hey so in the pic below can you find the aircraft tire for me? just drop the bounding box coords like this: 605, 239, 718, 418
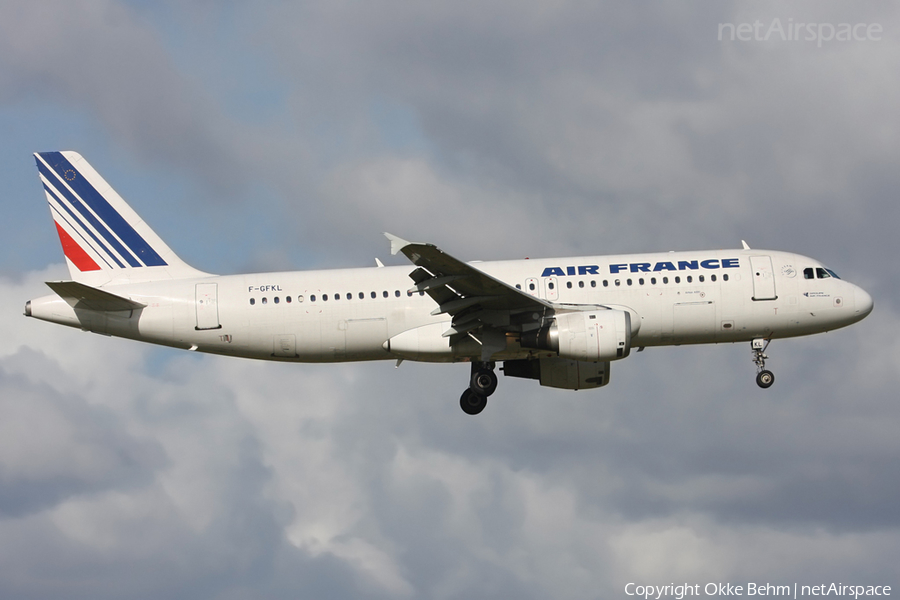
460, 389, 488, 415
470, 368, 498, 397
756, 370, 775, 389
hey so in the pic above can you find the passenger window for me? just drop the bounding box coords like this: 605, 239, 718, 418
578, 281, 584, 288
711, 275, 717, 282
274, 297, 280, 304
516, 284, 521, 290
674, 276, 680, 284
627, 279, 633, 286
262, 297, 268, 304
250, 298, 255, 306
686, 276, 692, 283
310, 295, 316, 302
298, 295, 305, 303
286, 296, 292, 304
383, 291, 388, 298
639, 278, 645, 285
334, 293, 340, 301
723, 274, 729, 281
699, 275, 705, 283
591, 280, 596, 288
816, 268, 831, 279
566, 281, 572, 289
651, 277, 657, 285
322, 294, 328, 301
615, 279, 621, 287
371, 291, 376, 298
663, 277, 668, 284
395, 290, 401, 297
804, 268, 815, 280
347, 293, 352, 300
603, 280, 609, 287
359, 292, 364, 299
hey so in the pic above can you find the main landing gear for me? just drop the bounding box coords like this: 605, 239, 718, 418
460, 361, 498, 415
752, 338, 775, 389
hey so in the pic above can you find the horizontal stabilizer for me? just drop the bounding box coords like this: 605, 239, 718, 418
45, 280, 146, 312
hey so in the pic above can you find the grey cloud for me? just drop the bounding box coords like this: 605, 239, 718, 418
0, 1, 247, 197
252, 1, 900, 268
2, 284, 899, 597
0, 351, 165, 518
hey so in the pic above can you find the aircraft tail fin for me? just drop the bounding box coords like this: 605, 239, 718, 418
33, 151, 210, 285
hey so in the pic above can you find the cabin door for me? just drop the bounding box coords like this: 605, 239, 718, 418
195, 283, 221, 330
750, 256, 777, 301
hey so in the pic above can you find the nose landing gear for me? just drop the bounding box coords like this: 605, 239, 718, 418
752, 338, 775, 389
460, 361, 497, 415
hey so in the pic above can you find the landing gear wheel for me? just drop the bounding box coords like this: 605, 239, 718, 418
470, 368, 498, 397
460, 389, 487, 415
751, 339, 775, 389
756, 370, 775, 389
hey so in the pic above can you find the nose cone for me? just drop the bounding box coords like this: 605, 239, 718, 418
854, 287, 874, 319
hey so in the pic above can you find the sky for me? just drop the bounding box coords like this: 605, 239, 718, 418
1, 1, 898, 598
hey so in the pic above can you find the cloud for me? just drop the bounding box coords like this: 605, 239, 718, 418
2, 264, 898, 598
0, 1, 248, 196
250, 1, 900, 262
0, 357, 164, 518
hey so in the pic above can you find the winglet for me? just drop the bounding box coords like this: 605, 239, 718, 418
741, 240, 751, 250
384, 232, 412, 256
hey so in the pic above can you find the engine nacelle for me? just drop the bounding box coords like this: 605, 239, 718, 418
502, 357, 610, 390
520, 309, 632, 362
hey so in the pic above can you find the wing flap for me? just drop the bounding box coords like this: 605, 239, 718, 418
45, 280, 146, 312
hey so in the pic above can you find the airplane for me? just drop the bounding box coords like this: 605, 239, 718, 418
25, 151, 874, 415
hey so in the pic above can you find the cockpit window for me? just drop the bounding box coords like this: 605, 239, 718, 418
806, 266, 840, 280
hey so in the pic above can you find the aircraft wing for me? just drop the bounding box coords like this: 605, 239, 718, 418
45, 280, 147, 312
386, 234, 551, 358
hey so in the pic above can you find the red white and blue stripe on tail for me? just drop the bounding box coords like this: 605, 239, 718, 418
35, 151, 170, 275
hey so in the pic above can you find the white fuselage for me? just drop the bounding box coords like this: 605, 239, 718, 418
28, 248, 873, 364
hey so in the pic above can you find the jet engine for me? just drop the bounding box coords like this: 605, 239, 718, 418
519, 309, 632, 362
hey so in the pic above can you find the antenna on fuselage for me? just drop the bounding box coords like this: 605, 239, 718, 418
741, 240, 751, 250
